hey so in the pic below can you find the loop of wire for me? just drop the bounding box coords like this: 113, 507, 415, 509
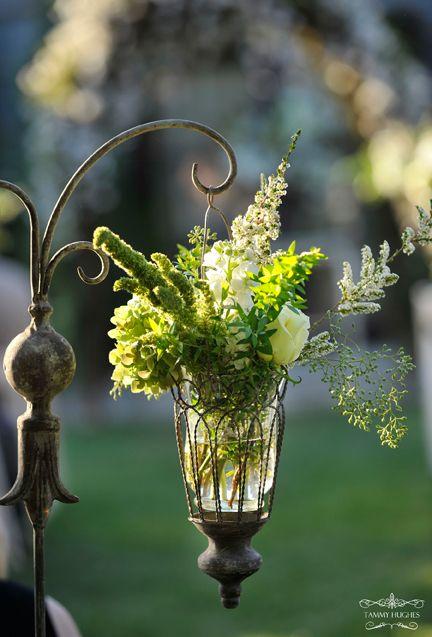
199, 188, 232, 279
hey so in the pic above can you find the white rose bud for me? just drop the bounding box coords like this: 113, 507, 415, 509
260, 304, 310, 365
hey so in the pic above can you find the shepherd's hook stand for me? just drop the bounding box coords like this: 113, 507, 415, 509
0, 119, 237, 637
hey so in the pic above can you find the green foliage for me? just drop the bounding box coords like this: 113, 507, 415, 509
108, 301, 183, 398
229, 305, 276, 359
251, 242, 326, 319
307, 318, 414, 448
176, 225, 217, 278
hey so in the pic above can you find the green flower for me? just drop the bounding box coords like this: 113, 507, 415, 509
108, 298, 183, 399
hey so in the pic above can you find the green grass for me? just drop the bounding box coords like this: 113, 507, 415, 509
13, 410, 432, 637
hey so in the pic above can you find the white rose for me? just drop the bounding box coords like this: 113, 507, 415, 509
260, 304, 310, 365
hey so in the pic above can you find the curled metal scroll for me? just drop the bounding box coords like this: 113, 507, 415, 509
0, 179, 109, 300
40, 119, 237, 277
0, 180, 40, 298
0, 119, 237, 637
1, 119, 237, 302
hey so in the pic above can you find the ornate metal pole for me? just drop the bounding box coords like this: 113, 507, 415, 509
0, 120, 237, 637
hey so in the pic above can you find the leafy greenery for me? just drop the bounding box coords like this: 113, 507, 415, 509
176, 225, 217, 278
94, 141, 419, 449
251, 241, 326, 319
307, 316, 415, 448
229, 304, 277, 359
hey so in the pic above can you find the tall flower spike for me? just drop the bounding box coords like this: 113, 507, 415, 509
94, 227, 165, 291
151, 253, 195, 307
231, 130, 301, 261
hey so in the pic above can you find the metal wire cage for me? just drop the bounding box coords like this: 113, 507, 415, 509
173, 373, 287, 523
172, 372, 288, 607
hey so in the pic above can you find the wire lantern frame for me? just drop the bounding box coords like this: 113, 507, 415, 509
172, 374, 288, 607
173, 374, 287, 524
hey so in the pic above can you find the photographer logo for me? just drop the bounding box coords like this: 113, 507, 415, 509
359, 593, 425, 631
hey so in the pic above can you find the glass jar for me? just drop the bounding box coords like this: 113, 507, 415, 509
183, 394, 279, 513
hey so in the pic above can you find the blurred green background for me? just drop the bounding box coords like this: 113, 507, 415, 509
16, 412, 432, 637
1, 1, 432, 635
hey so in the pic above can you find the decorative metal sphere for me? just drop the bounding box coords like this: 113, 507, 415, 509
3, 302, 76, 402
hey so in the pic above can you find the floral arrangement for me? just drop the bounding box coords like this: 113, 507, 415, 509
93, 132, 430, 452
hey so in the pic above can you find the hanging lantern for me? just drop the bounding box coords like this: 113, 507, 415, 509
88, 128, 310, 612
173, 372, 287, 607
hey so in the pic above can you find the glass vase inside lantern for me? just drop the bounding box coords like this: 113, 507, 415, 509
183, 393, 281, 514
173, 373, 287, 607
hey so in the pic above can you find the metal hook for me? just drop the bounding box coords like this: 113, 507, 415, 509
41, 119, 238, 284
199, 188, 233, 279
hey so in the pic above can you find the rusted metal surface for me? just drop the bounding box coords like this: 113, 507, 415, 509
0, 119, 238, 635
0, 183, 107, 636
192, 516, 267, 609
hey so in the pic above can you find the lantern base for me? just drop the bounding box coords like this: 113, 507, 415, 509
191, 514, 267, 608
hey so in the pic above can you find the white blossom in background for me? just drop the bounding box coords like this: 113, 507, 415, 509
400, 201, 432, 256
414, 202, 432, 246
337, 241, 399, 315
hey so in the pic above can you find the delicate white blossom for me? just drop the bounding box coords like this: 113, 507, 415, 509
401, 226, 416, 255
203, 241, 259, 312
413, 202, 432, 246
337, 241, 399, 315
231, 132, 300, 261
398, 202, 432, 257
297, 331, 337, 363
